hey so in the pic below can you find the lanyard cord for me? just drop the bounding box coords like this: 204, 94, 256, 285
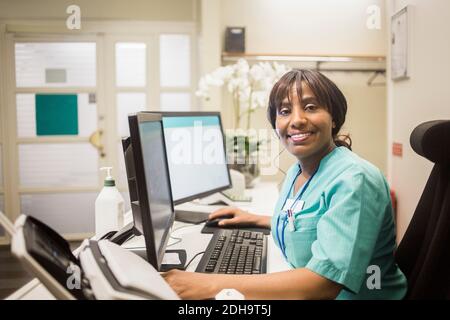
276, 166, 318, 258
276, 169, 300, 258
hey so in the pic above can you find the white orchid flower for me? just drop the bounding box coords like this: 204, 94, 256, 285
249, 63, 265, 82
235, 58, 250, 77
251, 91, 268, 109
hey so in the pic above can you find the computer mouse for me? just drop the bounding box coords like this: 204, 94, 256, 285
205, 214, 234, 228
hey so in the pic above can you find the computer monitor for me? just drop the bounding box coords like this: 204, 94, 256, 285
116, 112, 175, 271
156, 112, 232, 205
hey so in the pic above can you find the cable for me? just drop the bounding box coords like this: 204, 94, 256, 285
167, 236, 182, 247
184, 251, 205, 270
171, 221, 204, 234
122, 221, 204, 249
274, 147, 287, 176
167, 221, 205, 247
171, 222, 202, 234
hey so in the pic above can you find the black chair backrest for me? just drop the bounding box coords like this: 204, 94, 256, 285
395, 120, 450, 299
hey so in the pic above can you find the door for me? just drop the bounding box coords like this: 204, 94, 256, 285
11, 37, 104, 239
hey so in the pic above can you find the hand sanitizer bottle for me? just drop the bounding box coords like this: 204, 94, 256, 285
95, 167, 125, 239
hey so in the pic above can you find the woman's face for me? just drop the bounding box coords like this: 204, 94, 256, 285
275, 82, 335, 162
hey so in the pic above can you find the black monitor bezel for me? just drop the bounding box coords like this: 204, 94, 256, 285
128, 112, 175, 271
144, 111, 232, 205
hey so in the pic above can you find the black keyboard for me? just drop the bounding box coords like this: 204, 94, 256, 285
195, 229, 267, 274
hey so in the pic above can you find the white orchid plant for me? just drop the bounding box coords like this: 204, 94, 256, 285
196, 58, 290, 129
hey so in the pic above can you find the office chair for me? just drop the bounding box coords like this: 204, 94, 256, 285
395, 120, 450, 299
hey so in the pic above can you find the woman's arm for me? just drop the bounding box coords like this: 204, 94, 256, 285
208, 207, 272, 229
248, 214, 271, 228
163, 268, 342, 300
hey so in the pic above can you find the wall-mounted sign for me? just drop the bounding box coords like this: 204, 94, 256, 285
36, 94, 78, 136
391, 6, 411, 81
392, 142, 403, 157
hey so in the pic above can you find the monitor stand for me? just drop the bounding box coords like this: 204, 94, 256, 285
127, 247, 186, 271
192, 192, 234, 206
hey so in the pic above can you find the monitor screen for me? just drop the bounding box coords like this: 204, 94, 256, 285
126, 112, 174, 270
138, 120, 173, 255
161, 113, 231, 204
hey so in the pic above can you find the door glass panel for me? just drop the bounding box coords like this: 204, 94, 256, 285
15, 42, 96, 87
160, 35, 190, 87
16, 94, 35, 137
116, 93, 146, 137
16, 93, 97, 138
116, 42, 146, 87
77, 93, 98, 137
19, 143, 99, 188
20, 193, 97, 234
160, 92, 191, 111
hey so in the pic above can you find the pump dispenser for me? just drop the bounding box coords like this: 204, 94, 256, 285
101, 167, 116, 186
95, 167, 125, 238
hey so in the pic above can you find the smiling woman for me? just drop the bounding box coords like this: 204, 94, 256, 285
268, 69, 351, 154
163, 69, 407, 300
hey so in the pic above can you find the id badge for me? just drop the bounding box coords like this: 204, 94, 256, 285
282, 199, 305, 214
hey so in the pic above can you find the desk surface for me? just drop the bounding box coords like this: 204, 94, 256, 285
8, 182, 291, 300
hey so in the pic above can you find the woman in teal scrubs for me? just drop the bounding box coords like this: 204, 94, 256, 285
163, 69, 407, 299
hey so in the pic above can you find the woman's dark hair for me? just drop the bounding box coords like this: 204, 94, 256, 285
267, 69, 352, 150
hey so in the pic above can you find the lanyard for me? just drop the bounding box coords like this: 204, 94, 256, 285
276, 166, 318, 258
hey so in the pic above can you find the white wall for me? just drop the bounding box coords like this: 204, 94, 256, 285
386, 0, 450, 241
327, 72, 387, 175
220, 0, 386, 55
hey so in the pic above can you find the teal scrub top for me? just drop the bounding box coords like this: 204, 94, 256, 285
271, 147, 407, 300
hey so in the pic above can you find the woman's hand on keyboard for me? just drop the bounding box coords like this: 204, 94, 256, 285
208, 207, 271, 228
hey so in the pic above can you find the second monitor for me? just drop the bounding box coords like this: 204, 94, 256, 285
157, 112, 233, 223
